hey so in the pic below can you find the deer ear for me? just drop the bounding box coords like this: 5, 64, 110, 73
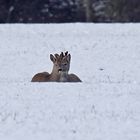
67, 54, 71, 62
50, 54, 56, 62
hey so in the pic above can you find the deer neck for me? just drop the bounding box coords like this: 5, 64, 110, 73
59, 71, 68, 82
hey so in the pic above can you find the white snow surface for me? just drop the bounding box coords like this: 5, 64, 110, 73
0, 23, 140, 140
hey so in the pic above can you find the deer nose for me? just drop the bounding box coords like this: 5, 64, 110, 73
58, 68, 62, 72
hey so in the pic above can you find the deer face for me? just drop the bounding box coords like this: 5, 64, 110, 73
50, 52, 71, 74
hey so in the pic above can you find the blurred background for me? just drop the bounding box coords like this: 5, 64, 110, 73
0, 0, 140, 23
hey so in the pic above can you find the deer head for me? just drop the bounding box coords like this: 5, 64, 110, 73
50, 51, 71, 75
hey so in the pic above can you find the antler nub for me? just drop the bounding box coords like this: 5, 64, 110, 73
54, 54, 59, 59
65, 51, 68, 56
53, 51, 69, 60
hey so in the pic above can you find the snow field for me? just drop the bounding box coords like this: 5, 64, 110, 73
0, 23, 140, 139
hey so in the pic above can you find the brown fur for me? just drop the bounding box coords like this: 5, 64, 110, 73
31, 52, 82, 82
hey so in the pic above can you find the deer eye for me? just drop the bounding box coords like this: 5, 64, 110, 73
64, 63, 67, 66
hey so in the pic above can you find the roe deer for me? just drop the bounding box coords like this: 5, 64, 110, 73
31, 51, 82, 82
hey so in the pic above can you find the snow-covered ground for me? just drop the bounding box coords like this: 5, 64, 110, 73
0, 23, 140, 140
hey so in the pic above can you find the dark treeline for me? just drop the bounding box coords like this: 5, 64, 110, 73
0, 0, 140, 23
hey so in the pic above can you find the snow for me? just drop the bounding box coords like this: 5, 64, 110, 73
0, 23, 140, 140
